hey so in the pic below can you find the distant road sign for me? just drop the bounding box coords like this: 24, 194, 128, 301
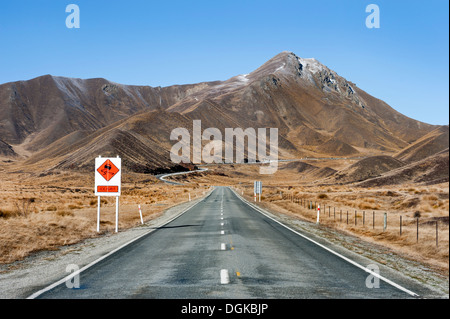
95, 156, 121, 197
254, 181, 262, 194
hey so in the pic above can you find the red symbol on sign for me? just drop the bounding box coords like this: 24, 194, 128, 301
97, 160, 119, 181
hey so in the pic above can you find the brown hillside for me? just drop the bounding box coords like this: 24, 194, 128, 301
281, 161, 336, 181
328, 155, 405, 184
395, 125, 449, 163
357, 149, 449, 187
26, 110, 196, 174
316, 137, 359, 156
0, 139, 16, 157
0, 51, 441, 173
0, 75, 213, 151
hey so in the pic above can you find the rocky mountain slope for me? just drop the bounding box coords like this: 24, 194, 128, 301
0, 51, 443, 174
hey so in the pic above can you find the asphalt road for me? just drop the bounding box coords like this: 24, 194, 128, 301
155, 168, 208, 185
33, 187, 423, 299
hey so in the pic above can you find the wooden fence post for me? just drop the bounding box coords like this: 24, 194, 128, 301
373, 211, 375, 229
416, 218, 419, 243
436, 220, 438, 248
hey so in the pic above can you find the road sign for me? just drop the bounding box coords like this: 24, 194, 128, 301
95, 156, 121, 196
97, 159, 119, 182
95, 156, 121, 233
254, 181, 262, 194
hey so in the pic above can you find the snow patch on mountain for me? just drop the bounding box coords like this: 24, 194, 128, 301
237, 74, 249, 83
298, 57, 325, 74
275, 63, 286, 72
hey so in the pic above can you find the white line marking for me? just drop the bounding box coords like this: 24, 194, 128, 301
221, 230, 225, 235
220, 269, 230, 284
221, 243, 226, 251
230, 188, 419, 297
26, 192, 210, 299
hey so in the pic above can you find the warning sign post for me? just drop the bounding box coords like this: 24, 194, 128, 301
95, 156, 121, 232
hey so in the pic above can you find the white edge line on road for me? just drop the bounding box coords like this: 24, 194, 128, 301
230, 187, 419, 297
26, 190, 212, 299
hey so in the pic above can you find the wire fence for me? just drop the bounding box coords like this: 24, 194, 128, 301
280, 193, 447, 248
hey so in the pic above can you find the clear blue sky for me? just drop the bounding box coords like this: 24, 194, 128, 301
0, 0, 448, 125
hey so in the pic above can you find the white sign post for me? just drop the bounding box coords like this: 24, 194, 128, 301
95, 156, 121, 232
254, 181, 262, 202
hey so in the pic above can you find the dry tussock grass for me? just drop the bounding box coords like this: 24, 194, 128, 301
0, 170, 208, 264
237, 183, 449, 272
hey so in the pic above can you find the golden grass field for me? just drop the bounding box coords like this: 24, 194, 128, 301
0, 159, 448, 278
0, 169, 208, 265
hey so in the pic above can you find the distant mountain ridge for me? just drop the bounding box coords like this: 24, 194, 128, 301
0, 51, 445, 173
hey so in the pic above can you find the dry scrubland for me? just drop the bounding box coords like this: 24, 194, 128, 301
170, 162, 449, 275
0, 159, 448, 277
0, 170, 208, 265
240, 185, 449, 272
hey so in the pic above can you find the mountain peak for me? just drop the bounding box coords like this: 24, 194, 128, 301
251, 51, 328, 78
266, 52, 364, 105
248, 51, 301, 79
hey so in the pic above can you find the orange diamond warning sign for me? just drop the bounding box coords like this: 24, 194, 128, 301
95, 156, 121, 196
97, 159, 119, 181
